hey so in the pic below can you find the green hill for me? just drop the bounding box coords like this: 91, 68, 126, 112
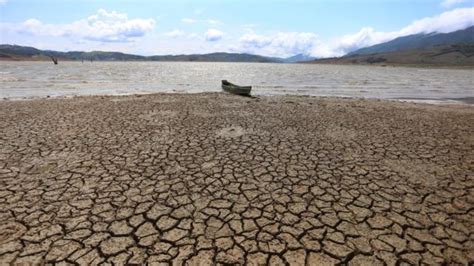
307, 26, 474, 67
309, 44, 474, 67
349, 26, 474, 56
0, 44, 279, 63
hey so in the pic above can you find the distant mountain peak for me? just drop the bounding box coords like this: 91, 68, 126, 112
282, 53, 316, 63
348, 26, 474, 56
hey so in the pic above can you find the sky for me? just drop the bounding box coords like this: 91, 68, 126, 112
0, 0, 473, 58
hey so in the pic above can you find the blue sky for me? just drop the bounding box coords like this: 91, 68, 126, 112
1, 0, 473, 57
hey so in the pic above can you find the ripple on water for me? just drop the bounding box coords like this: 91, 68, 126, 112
0, 61, 472, 103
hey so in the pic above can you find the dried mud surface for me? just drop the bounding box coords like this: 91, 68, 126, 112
0, 93, 473, 265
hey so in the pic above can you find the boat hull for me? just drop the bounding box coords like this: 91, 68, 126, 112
221, 80, 252, 96
222, 85, 252, 96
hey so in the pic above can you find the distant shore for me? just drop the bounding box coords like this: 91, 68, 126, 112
3, 56, 474, 69
305, 60, 474, 69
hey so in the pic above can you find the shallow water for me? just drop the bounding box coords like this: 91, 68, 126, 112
1, 61, 473, 103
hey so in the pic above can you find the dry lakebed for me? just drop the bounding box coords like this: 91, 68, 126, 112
0, 92, 473, 265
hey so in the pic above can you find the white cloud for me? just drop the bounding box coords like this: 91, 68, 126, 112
164, 29, 185, 38
311, 27, 396, 57
397, 7, 474, 35
238, 32, 319, 57
13, 9, 155, 43
236, 7, 474, 58
181, 18, 198, 24
188, 33, 199, 39
0, 0, 7, 5
316, 7, 474, 57
207, 19, 221, 25
441, 0, 469, 8
240, 33, 271, 49
205, 29, 223, 42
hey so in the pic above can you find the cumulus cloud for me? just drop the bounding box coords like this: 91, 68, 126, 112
164, 29, 185, 38
188, 33, 199, 39
205, 29, 223, 42
397, 7, 474, 35
239, 32, 319, 57
441, 0, 468, 8
315, 7, 474, 57
13, 9, 155, 42
310, 28, 396, 57
237, 7, 474, 58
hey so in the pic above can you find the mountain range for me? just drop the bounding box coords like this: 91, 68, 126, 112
0, 45, 313, 63
309, 26, 474, 66
348, 26, 474, 56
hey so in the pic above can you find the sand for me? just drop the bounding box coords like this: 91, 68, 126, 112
0, 92, 473, 265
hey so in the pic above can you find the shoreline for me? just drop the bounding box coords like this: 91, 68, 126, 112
3, 91, 474, 106
3, 57, 474, 69
304, 61, 474, 70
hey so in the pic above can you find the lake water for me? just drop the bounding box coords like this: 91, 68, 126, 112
1, 61, 473, 103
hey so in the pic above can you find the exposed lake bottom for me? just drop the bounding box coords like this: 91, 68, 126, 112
0, 92, 473, 264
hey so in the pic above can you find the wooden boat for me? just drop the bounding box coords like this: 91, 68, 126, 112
50, 56, 58, 65
221, 80, 252, 96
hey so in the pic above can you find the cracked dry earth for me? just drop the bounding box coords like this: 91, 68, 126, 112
0, 92, 473, 265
